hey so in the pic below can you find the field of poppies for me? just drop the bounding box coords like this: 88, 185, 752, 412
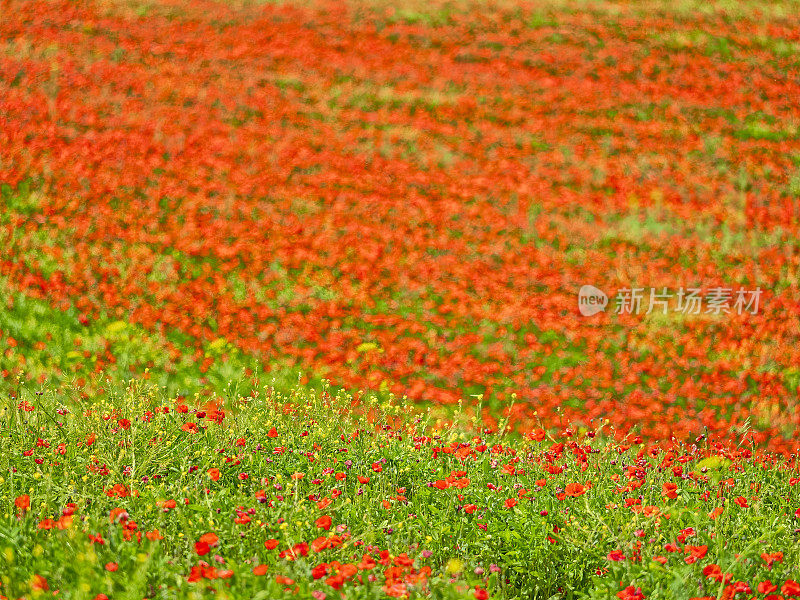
2, 0, 800, 597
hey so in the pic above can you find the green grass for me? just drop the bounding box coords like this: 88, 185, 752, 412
1, 378, 798, 599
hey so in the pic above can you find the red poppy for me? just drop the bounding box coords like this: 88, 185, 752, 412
195, 540, 212, 555
783, 581, 800, 597
31, 575, 48, 591
565, 483, 587, 497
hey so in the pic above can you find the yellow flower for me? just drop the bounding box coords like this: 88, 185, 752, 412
445, 558, 463, 574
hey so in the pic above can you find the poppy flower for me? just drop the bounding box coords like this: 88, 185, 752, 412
31, 575, 48, 591
312, 563, 330, 579
783, 581, 800, 597
311, 537, 330, 553
684, 545, 708, 564
195, 541, 210, 556
565, 483, 586, 497
757, 581, 778, 594
662, 482, 678, 499
616, 586, 644, 600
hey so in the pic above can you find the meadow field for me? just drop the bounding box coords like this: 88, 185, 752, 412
1, 0, 800, 597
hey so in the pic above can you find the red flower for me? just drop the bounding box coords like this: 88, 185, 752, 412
315, 515, 332, 530
312, 563, 330, 579
31, 575, 48, 591
195, 541, 210, 556
357, 554, 377, 570
662, 482, 678, 499
565, 483, 586, 497
326, 573, 345, 590
181, 423, 199, 434
14, 495, 30, 512
527, 429, 545, 442
684, 545, 708, 564
702, 564, 725, 582
782, 580, 800, 597
504, 498, 518, 509
607, 550, 625, 562
758, 580, 778, 594
617, 586, 645, 600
